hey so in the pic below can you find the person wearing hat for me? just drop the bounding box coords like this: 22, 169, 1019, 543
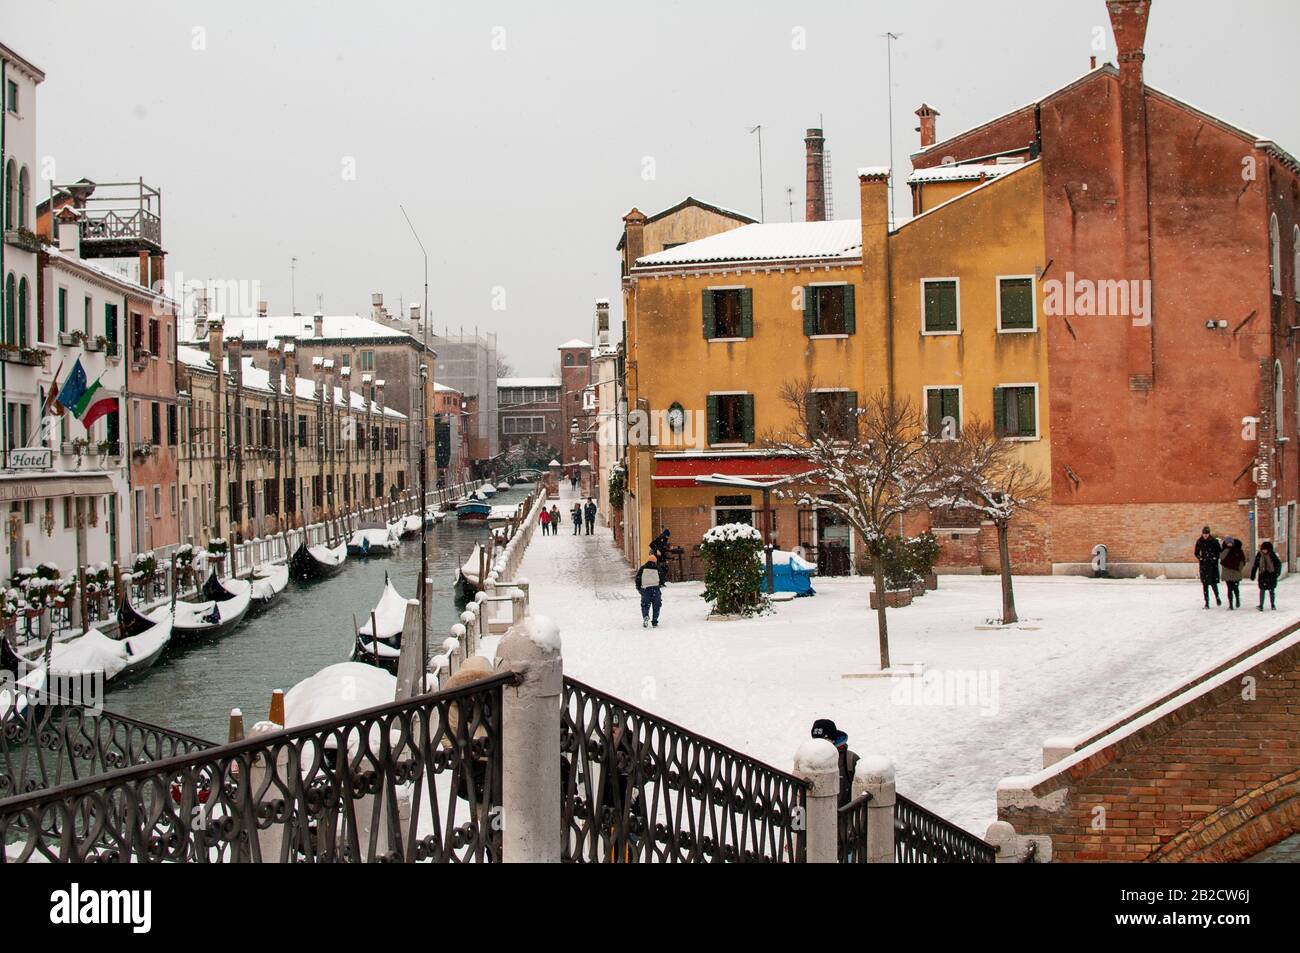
811, 718, 860, 807
1251, 540, 1283, 611
635, 549, 666, 628
1193, 526, 1222, 608
1219, 537, 1246, 610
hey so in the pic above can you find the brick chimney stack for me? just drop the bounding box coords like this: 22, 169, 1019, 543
595, 298, 610, 347
1107, 0, 1156, 390
268, 339, 282, 392
228, 334, 244, 386
622, 209, 647, 273
208, 316, 225, 367
804, 128, 826, 222
915, 104, 940, 149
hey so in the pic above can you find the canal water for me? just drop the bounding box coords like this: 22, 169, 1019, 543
106, 483, 536, 742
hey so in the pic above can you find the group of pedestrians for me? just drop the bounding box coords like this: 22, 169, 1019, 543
539, 498, 599, 536
1195, 526, 1282, 611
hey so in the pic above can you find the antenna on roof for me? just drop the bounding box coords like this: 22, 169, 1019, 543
786, 186, 793, 222
883, 32, 902, 229
747, 125, 765, 223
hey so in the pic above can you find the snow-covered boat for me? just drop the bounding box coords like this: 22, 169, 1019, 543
5, 618, 172, 696
393, 513, 425, 539
157, 584, 251, 645
456, 499, 492, 522
250, 562, 290, 612
477, 482, 497, 499
289, 540, 348, 582
487, 504, 519, 525
495, 480, 511, 491
454, 542, 494, 602
350, 575, 412, 675
348, 525, 398, 557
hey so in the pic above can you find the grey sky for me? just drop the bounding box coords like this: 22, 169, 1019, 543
8, 0, 1299, 373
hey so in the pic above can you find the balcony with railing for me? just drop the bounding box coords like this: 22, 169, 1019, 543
57, 179, 163, 259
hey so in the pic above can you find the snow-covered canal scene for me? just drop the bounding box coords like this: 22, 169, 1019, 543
1, 0, 1297, 926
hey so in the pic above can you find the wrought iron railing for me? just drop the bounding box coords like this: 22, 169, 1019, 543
837, 791, 871, 863
0, 704, 213, 801
894, 793, 996, 863
560, 677, 807, 863
0, 672, 513, 863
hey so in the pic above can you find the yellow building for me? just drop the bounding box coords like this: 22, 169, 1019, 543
620, 159, 1049, 575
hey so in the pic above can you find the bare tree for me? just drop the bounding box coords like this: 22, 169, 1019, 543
935, 418, 1050, 624
767, 385, 948, 670
496, 354, 517, 378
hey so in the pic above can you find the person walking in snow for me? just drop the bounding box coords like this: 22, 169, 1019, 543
811, 718, 860, 808
1220, 537, 1246, 610
570, 501, 583, 535
1251, 540, 1282, 611
539, 507, 551, 536
584, 497, 597, 535
1194, 526, 1222, 608
549, 504, 562, 535
635, 551, 665, 628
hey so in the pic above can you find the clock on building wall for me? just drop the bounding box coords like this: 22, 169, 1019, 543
667, 402, 685, 433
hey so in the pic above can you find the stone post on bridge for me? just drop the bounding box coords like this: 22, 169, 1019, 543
496, 614, 562, 863
854, 755, 896, 864
793, 738, 840, 863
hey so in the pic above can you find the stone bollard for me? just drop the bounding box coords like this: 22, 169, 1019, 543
443, 636, 462, 676
268, 689, 286, 727
793, 738, 840, 863
495, 614, 563, 863
854, 755, 896, 864
228, 708, 246, 743
510, 587, 527, 625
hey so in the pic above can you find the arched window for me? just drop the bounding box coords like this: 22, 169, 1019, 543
3, 160, 14, 230
17, 277, 28, 347
4, 273, 14, 344
564, 353, 574, 366
1270, 213, 1282, 296
17, 166, 29, 229
1294, 225, 1299, 302
1275, 360, 1285, 437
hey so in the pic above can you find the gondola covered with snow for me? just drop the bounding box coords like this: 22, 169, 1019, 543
289, 540, 348, 582
7, 619, 173, 696
166, 584, 251, 645
347, 525, 398, 557
249, 562, 289, 612
351, 575, 411, 674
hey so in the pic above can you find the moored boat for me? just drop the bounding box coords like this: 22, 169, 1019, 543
350, 575, 412, 675
477, 482, 497, 499
159, 585, 251, 645
250, 562, 290, 613
290, 541, 348, 581
348, 526, 399, 557
9, 618, 173, 696
456, 499, 492, 522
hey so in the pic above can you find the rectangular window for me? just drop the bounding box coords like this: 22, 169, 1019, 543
707, 393, 754, 445
993, 385, 1038, 439
922, 279, 960, 334
151, 402, 161, 444
997, 276, 1036, 332
104, 304, 118, 352
808, 390, 857, 440
148, 319, 159, 355
297, 414, 308, 446
167, 405, 178, 445
925, 387, 962, 439
132, 313, 144, 350
5, 80, 17, 114
804, 284, 856, 336
702, 288, 753, 339
715, 495, 754, 527
84, 296, 92, 336
170, 484, 177, 516
56, 288, 68, 337
153, 485, 162, 519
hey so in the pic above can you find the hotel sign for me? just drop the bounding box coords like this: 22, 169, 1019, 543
6, 448, 53, 471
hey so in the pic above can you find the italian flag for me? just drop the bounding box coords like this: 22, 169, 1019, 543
75, 377, 117, 428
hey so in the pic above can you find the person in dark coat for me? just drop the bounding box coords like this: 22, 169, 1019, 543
1194, 526, 1222, 608
634, 552, 664, 628
539, 507, 551, 536
1219, 537, 1246, 610
649, 528, 672, 575
811, 718, 859, 808
584, 498, 597, 535
1250, 540, 1282, 611
549, 504, 562, 533
570, 501, 583, 535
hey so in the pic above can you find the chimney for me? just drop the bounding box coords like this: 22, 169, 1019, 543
375, 379, 386, 415
311, 356, 325, 400
371, 293, 384, 323
622, 209, 647, 273
228, 334, 244, 387
283, 338, 298, 393
257, 300, 268, 317
595, 298, 610, 347
804, 128, 826, 222
313, 310, 324, 338
56, 207, 81, 258
914, 104, 940, 149
1107, 0, 1151, 88
208, 317, 225, 367
1106, 0, 1156, 390
268, 339, 282, 392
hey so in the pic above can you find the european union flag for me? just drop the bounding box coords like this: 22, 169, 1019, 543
56, 359, 87, 415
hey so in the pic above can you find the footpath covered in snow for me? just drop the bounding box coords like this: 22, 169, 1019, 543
492, 484, 1300, 834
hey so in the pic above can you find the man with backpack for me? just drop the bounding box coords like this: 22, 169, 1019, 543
635, 550, 666, 628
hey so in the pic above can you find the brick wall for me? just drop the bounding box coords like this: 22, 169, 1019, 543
1047, 500, 1250, 568
998, 636, 1300, 862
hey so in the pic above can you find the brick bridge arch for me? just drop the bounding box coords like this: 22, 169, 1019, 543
994, 627, 1300, 862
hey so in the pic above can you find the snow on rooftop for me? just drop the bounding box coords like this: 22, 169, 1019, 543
498, 377, 561, 389
182, 313, 419, 345
907, 160, 1023, 184
636, 219, 862, 267
557, 338, 592, 350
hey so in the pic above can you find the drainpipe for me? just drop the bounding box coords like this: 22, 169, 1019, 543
1, 59, 8, 473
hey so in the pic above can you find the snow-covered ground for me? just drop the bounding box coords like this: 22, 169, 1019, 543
489, 487, 1300, 835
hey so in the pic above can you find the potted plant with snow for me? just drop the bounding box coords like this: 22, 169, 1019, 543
909, 531, 941, 591
699, 522, 768, 619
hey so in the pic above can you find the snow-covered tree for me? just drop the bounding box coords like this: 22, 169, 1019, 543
767, 386, 948, 670
934, 418, 1050, 624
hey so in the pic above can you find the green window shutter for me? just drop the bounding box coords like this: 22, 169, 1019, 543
707, 395, 719, 445
806, 393, 820, 440
927, 390, 942, 436
742, 394, 755, 443
924, 281, 958, 332
843, 284, 856, 334
1017, 387, 1036, 436
740, 288, 754, 338
999, 278, 1034, 330
57, 289, 66, 333
993, 388, 1006, 437
803, 287, 816, 336
702, 289, 716, 339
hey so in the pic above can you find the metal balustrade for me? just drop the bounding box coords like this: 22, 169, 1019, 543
894, 792, 996, 863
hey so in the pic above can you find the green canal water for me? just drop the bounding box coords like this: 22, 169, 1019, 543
106, 484, 535, 742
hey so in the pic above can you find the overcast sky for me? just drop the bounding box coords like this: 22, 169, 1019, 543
8, 0, 1299, 373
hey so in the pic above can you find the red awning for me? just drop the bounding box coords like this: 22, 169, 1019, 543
650, 455, 813, 489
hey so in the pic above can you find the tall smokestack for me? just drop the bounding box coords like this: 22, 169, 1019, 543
1107, 0, 1150, 87
804, 128, 826, 222
915, 104, 940, 149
